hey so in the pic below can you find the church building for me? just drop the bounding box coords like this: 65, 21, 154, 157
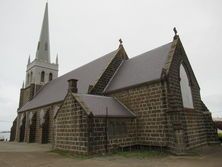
10, 3, 218, 155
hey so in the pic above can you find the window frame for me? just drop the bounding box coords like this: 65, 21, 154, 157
179, 63, 194, 109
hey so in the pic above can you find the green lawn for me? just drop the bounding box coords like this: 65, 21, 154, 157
113, 150, 167, 158
51, 149, 167, 159
218, 132, 222, 142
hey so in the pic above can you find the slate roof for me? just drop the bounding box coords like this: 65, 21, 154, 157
19, 41, 173, 112
74, 94, 135, 117
105, 42, 172, 92
19, 49, 119, 112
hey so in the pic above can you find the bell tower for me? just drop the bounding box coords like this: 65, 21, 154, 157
25, 3, 58, 87
19, 3, 58, 108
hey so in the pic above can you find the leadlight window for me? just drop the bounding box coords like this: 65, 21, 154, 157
41, 71, 45, 82
27, 73, 30, 85
180, 64, 194, 108
108, 120, 127, 138
30, 71, 33, 83
49, 73, 53, 81
45, 42, 48, 51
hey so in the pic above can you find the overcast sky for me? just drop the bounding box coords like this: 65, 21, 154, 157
0, 0, 222, 131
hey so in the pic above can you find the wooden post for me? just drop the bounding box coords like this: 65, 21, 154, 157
105, 107, 108, 153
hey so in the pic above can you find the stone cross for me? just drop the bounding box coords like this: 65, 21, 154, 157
173, 27, 177, 35
119, 38, 123, 45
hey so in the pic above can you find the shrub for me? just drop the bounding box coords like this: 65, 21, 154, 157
218, 132, 222, 142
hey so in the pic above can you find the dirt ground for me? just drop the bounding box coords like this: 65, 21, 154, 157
0, 142, 222, 167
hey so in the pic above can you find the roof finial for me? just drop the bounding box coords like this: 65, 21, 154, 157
173, 27, 177, 35
173, 27, 179, 39
119, 38, 123, 48
119, 38, 123, 45
22, 81, 24, 89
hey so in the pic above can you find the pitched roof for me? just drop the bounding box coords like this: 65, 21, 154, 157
105, 42, 172, 92
19, 49, 119, 112
74, 94, 135, 117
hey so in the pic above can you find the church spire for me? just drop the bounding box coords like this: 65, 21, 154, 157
35, 2, 50, 63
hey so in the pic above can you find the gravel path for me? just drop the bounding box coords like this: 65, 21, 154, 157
0, 142, 222, 167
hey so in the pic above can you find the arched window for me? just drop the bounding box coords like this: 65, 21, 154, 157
44, 42, 48, 51
41, 71, 45, 82
30, 71, 33, 83
180, 64, 194, 109
27, 73, 30, 85
49, 73, 53, 81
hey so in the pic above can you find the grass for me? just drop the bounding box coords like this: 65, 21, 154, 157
112, 150, 167, 159
50, 149, 167, 159
218, 132, 222, 142
50, 149, 90, 159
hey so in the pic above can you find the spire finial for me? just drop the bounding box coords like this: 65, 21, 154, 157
56, 53, 58, 64
22, 81, 24, 89
28, 55, 31, 64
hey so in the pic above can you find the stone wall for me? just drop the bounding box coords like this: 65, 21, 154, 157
203, 112, 219, 143
15, 102, 61, 144
54, 93, 89, 155
165, 37, 218, 152
19, 85, 34, 108
184, 110, 208, 148
108, 82, 168, 147
15, 112, 27, 142
89, 117, 137, 154
90, 47, 127, 95
10, 117, 17, 141
54, 92, 137, 155
18, 84, 42, 109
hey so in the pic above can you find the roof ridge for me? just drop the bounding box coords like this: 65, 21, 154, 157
74, 93, 112, 99
105, 42, 173, 93
103, 60, 124, 93
129, 42, 172, 60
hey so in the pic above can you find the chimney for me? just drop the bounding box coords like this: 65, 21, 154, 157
68, 79, 78, 93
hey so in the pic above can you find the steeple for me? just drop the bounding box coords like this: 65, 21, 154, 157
24, 2, 58, 88
35, 3, 50, 63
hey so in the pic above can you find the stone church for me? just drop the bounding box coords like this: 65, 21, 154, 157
10, 3, 218, 155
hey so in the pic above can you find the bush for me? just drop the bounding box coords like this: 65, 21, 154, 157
218, 132, 222, 142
